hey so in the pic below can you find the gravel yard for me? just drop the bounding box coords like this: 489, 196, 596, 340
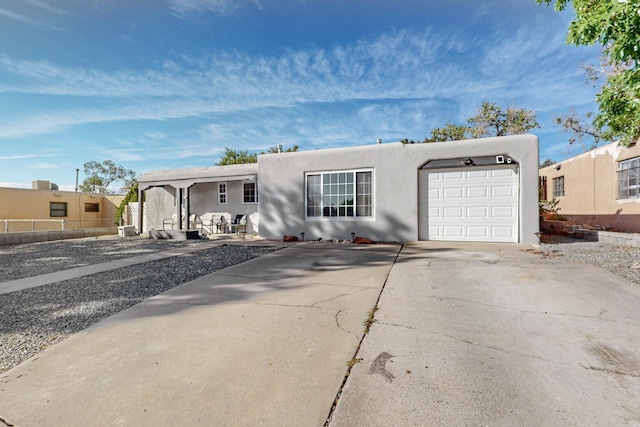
0, 235, 208, 282
0, 236, 280, 374
539, 236, 640, 286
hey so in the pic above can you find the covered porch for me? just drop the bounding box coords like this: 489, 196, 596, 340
138, 163, 259, 239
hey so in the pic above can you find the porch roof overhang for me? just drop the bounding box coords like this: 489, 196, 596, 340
138, 163, 258, 190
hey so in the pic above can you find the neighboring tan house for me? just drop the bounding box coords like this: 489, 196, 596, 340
0, 181, 123, 233
138, 134, 540, 244
539, 141, 640, 232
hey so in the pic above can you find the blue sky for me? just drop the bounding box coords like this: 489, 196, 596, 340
0, 0, 602, 192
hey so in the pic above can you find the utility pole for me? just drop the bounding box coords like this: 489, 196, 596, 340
75, 168, 79, 192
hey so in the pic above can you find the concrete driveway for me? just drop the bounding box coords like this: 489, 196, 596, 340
1, 241, 639, 426
330, 242, 640, 426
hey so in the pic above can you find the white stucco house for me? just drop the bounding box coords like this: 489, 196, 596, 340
138, 134, 540, 244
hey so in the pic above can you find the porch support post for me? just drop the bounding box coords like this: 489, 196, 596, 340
138, 186, 144, 234
176, 187, 183, 230
184, 186, 191, 230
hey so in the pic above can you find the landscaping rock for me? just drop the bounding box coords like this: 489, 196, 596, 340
354, 236, 375, 244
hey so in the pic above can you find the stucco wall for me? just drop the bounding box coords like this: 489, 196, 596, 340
190, 181, 259, 229
0, 187, 123, 233
539, 142, 640, 232
258, 134, 539, 243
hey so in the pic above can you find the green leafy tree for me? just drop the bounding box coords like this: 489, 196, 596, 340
467, 102, 540, 138
115, 183, 139, 225
80, 175, 103, 193
217, 147, 258, 165
218, 145, 299, 165
262, 144, 299, 154
424, 123, 471, 142
539, 158, 556, 168
419, 102, 539, 143
80, 160, 135, 194
538, 0, 640, 145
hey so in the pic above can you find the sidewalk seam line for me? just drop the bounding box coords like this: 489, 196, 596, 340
323, 242, 404, 426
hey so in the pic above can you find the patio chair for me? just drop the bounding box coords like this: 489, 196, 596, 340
189, 214, 201, 230
163, 214, 200, 230
200, 212, 230, 234
229, 214, 247, 234
162, 214, 178, 230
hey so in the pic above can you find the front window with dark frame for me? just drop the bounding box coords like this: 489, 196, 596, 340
50, 202, 67, 217
552, 176, 564, 198
618, 157, 640, 199
306, 170, 373, 218
243, 182, 257, 203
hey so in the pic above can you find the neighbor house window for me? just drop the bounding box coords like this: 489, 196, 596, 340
219, 183, 227, 204
552, 176, 564, 198
84, 203, 99, 213
618, 157, 640, 199
243, 182, 257, 203
50, 202, 67, 217
306, 170, 373, 218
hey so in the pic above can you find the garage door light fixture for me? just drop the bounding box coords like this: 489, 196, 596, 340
462, 158, 475, 166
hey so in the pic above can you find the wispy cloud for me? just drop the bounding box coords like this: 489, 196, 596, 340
0, 27, 471, 101
0, 154, 40, 160
23, 0, 71, 16
0, 7, 40, 25
0, 5, 64, 30
0, 19, 600, 143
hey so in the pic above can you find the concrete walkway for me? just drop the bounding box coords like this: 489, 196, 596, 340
0, 242, 401, 427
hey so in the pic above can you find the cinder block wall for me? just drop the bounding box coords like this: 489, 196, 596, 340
0, 228, 118, 246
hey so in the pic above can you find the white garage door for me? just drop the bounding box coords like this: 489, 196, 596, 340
420, 166, 518, 243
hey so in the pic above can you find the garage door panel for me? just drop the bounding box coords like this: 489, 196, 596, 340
443, 188, 463, 198
492, 169, 514, 178
443, 226, 463, 238
467, 206, 488, 218
468, 170, 489, 179
492, 185, 514, 198
492, 206, 514, 218
467, 186, 488, 198
443, 207, 463, 218
467, 226, 489, 238
428, 226, 441, 238
423, 166, 517, 243
492, 226, 514, 238
443, 171, 464, 180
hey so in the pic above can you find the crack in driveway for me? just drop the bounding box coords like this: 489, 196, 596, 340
422, 295, 640, 327
424, 329, 574, 366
